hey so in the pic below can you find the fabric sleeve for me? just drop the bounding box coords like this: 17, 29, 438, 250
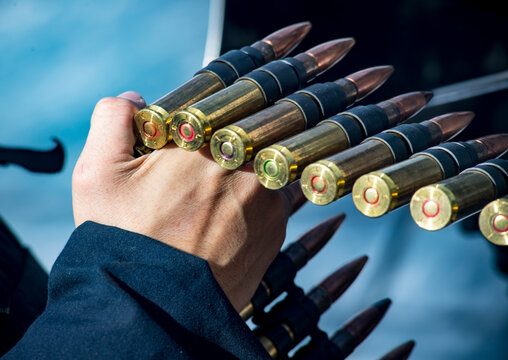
2, 221, 270, 360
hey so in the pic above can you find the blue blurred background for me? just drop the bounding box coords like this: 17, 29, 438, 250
1, 1, 508, 359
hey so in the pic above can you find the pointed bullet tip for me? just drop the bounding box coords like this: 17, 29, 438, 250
297, 213, 346, 258
347, 65, 395, 101
426, 111, 474, 141
373, 298, 392, 315
262, 21, 313, 59
318, 255, 368, 302
380, 340, 416, 360
476, 133, 508, 159
423, 91, 434, 102
382, 91, 433, 123
330, 213, 347, 231
306, 38, 355, 77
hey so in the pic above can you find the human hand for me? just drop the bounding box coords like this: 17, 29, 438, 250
72, 91, 305, 311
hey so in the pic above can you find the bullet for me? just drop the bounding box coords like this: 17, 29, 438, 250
300, 99, 452, 206
211, 66, 394, 170
240, 214, 346, 320
411, 159, 508, 231
292, 298, 392, 360
171, 38, 355, 151
134, 22, 312, 149
379, 340, 416, 360
254, 91, 431, 190
479, 195, 508, 246
256, 256, 368, 358
353, 119, 508, 219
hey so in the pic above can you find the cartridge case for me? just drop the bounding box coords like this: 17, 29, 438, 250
211, 101, 305, 169
302, 139, 395, 205
353, 155, 443, 217
211, 66, 394, 170
479, 195, 508, 246
171, 80, 265, 150
411, 172, 495, 230
135, 73, 225, 149
255, 122, 348, 189
134, 22, 312, 149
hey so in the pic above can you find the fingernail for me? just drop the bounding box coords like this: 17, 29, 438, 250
117, 91, 146, 108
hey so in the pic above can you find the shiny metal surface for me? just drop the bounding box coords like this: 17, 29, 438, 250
255, 122, 347, 189
411, 171, 496, 230
479, 195, 508, 246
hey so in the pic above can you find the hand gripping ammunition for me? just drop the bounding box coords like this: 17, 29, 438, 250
240, 214, 345, 321
254, 91, 432, 190
171, 38, 355, 151
480, 195, 508, 246
292, 298, 392, 360
211, 66, 393, 170
255, 256, 367, 358
379, 340, 416, 360
134, 22, 311, 149
301, 102, 447, 206
411, 159, 508, 231
354, 132, 508, 217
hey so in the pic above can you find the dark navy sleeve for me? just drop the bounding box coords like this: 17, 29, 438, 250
3, 221, 270, 360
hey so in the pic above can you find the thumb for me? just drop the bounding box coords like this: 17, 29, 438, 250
84, 91, 146, 161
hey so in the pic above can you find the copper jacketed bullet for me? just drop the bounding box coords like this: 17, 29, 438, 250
411, 159, 508, 231
292, 298, 392, 360
352, 113, 498, 218
256, 256, 368, 358
240, 214, 346, 320
171, 38, 355, 151
255, 91, 431, 190
379, 340, 416, 360
211, 66, 393, 170
134, 22, 311, 149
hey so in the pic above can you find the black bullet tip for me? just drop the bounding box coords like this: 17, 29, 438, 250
373, 298, 392, 316
423, 91, 434, 102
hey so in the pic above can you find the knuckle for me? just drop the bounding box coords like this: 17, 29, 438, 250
93, 97, 137, 120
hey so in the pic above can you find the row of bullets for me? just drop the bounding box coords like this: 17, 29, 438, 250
133, 21, 508, 246
247, 213, 415, 359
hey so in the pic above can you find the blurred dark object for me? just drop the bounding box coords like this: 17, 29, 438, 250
0, 138, 64, 173
222, 0, 508, 142
493, 245, 508, 277
0, 217, 48, 356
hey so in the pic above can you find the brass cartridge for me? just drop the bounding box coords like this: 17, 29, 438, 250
352, 119, 508, 218
299, 103, 456, 206
479, 195, 508, 246
254, 91, 432, 190
211, 66, 393, 170
135, 22, 312, 149
411, 160, 508, 231
171, 38, 355, 151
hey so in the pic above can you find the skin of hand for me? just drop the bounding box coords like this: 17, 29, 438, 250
72, 91, 305, 311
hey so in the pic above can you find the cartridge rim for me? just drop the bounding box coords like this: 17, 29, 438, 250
353, 172, 397, 217
254, 146, 295, 189
410, 185, 456, 231
134, 105, 171, 149
170, 108, 210, 151
479, 198, 508, 246
210, 126, 252, 170
301, 161, 342, 205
